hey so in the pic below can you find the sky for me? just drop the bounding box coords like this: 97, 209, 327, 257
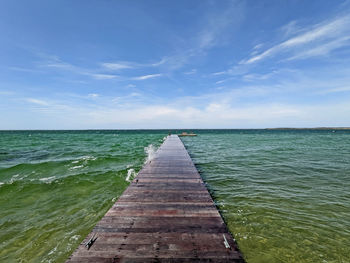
1, 0, 350, 129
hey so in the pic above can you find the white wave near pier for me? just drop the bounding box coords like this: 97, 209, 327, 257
39, 176, 56, 183
126, 168, 136, 182
144, 144, 156, 164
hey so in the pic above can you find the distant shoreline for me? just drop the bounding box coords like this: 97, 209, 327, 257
265, 127, 350, 130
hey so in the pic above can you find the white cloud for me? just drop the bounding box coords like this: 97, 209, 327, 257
242, 15, 350, 64
130, 92, 141, 97
132, 74, 162, 80
37, 101, 349, 129
281, 17, 348, 48
287, 36, 350, 60
91, 74, 118, 80
212, 71, 227, 76
7, 75, 350, 128
279, 20, 301, 38
215, 79, 230, 84
198, 31, 216, 49
151, 58, 168, 67
253, 44, 263, 50
242, 70, 283, 81
25, 98, 49, 106
101, 58, 168, 70
101, 62, 133, 70
155, 53, 192, 71
184, 69, 197, 75
46, 62, 74, 70
112, 92, 144, 104
38, 54, 123, 80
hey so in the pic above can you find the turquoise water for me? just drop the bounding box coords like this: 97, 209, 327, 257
1, 130, 349, 262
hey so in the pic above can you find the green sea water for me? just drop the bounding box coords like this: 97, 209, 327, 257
0, 130, 349, 262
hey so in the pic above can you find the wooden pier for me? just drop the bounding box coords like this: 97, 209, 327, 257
67, 135, 244, 262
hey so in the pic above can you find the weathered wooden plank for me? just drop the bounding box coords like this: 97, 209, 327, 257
66, 135, 244, 263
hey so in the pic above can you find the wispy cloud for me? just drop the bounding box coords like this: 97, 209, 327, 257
242, 70, 285, 82
39, 55, 90, 75
212, 71, 227, 76
0, 91, 15, 96
8, 66, 43, 73
287, 36, 350, 60
37, 55, 122, 80
197, 0, 245, 50
37, 54, 168, 82
25, 98, 49, 106
129, 92, 141, 97
90, 73, 118, 80
112, 92, 144, 104
215, 79, 229, 84
154, 53, 192, 71
132, 73, 162, 80
101, 62, 134, 71
88, 93, 99, 98
101, 58, 167, 71
279, 20, 302, 38
151, 58, 168, 67
184, 69, 197, 75
242, 14, 350, 64
153, 1, 245, 71
318, 86, 350, 94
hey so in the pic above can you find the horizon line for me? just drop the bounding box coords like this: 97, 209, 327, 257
1, 127, 349, 131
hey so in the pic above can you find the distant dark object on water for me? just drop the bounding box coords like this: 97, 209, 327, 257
178, 132, 197, 137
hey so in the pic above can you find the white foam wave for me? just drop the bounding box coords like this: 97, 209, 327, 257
126, 168, 136, 182
48, 246, 57, 256
9, 174, 22, 184
70, 165, 84, 170
144, 144, 156, 164
69, 235, 80, 241
39, 176, 56, 183
81, 156, 96, 161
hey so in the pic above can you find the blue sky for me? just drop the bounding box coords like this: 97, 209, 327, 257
1, 0, 350, 129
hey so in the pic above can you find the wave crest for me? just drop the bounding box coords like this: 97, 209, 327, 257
144, 144, 156, 164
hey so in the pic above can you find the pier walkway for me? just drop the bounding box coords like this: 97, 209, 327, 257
67, 135, 244, 262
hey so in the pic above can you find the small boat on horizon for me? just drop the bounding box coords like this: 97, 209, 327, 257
178, 132, 197, 137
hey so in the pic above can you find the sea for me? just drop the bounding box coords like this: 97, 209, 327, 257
0, 130, 349, 263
